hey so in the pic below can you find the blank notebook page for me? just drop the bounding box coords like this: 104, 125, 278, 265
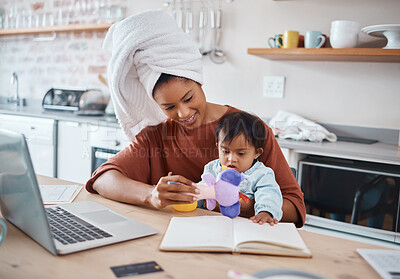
162, 216, 233, 248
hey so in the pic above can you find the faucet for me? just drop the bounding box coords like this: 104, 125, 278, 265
9, 72, 21, 106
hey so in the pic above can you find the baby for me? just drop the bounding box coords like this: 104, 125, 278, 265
199, 111, 283, 225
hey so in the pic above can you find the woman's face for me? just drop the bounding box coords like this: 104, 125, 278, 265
153, 78, 208, 130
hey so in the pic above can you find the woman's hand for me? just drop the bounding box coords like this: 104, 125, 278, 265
148, 172, 199, 209
249, 211, 278, 226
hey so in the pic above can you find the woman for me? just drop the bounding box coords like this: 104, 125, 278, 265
86, 10, 306, 226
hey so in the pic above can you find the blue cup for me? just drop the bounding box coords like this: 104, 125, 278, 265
268, 34, 283, 48
0, 219, 6, 246
305, 30, 326, 48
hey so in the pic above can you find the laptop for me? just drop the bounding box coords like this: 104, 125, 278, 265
0, 128, 158, 255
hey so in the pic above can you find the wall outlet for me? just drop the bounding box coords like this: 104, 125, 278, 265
263, 76, 285, 98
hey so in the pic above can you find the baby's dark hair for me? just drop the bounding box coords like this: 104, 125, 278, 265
216, 111, 266, 150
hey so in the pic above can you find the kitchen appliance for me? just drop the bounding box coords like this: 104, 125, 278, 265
298, 155, 400, 244
42, 88, 109, 115
90, 125, 130, 173
92, 147, 119, 172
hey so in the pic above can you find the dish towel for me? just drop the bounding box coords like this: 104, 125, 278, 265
103, 9, 203, 140
269, 110, 337, 142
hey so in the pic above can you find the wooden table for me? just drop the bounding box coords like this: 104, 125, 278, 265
0, 176, 389, 279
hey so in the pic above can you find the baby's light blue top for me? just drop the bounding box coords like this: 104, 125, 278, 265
200, 159, 283, 220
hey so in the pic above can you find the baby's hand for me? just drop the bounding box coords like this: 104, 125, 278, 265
249, 211, 278, 226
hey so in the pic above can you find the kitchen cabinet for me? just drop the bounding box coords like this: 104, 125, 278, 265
0, 23, 112, 37
247, 48, 400, 63
0, 114, 56, 177
57, 120, 92, 184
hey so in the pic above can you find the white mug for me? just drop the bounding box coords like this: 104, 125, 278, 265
331, 20, 360, 32
330, 32, 358, 48
330, 20, 360, 48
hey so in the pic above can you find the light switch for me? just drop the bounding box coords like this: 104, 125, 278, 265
263, 76, 285, 98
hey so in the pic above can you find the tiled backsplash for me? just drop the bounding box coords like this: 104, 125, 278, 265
1, 31, 109, 100
0, 0, 128, 100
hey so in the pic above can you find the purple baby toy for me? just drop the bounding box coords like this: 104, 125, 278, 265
201, 168, 245, 218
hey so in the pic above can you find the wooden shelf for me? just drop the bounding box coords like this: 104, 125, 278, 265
0, 23, 112, 36
247, 48, 400, 63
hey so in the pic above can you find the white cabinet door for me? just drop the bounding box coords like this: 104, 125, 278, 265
57, 121, 92, 184
0, 114, 56, 177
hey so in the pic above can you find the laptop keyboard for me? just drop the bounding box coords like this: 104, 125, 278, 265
46, 207, 112, 245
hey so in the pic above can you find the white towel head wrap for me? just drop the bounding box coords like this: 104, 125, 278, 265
103, 9, 203, 140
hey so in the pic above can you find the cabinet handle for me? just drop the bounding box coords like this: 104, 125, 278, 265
115, 140, 120, 147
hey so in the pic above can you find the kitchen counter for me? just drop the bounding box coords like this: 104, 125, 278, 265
0, 104, 119, 127
277, 138, 400, 166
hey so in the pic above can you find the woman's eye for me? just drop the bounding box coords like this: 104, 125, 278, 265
238, 152, 245, 156
164, 105, 175, 111
222, 150, 229, 154
184, 95, 193, 103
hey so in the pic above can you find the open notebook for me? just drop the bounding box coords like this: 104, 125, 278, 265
160, 216, 312, 258
39, 184, 83, 205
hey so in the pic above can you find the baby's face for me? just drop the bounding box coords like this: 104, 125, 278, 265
217, 133, 262, 173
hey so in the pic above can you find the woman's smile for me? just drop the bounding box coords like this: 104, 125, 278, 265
180, 112, 197, 126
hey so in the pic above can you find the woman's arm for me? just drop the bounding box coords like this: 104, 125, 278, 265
281, 198, 301, 224
93, 170, 153, 206
93, 170, 199, 209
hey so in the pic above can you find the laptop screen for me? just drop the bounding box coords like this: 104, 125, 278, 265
0, 129, 57, 254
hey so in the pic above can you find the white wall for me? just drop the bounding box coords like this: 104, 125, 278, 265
1, 0, 399, 129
